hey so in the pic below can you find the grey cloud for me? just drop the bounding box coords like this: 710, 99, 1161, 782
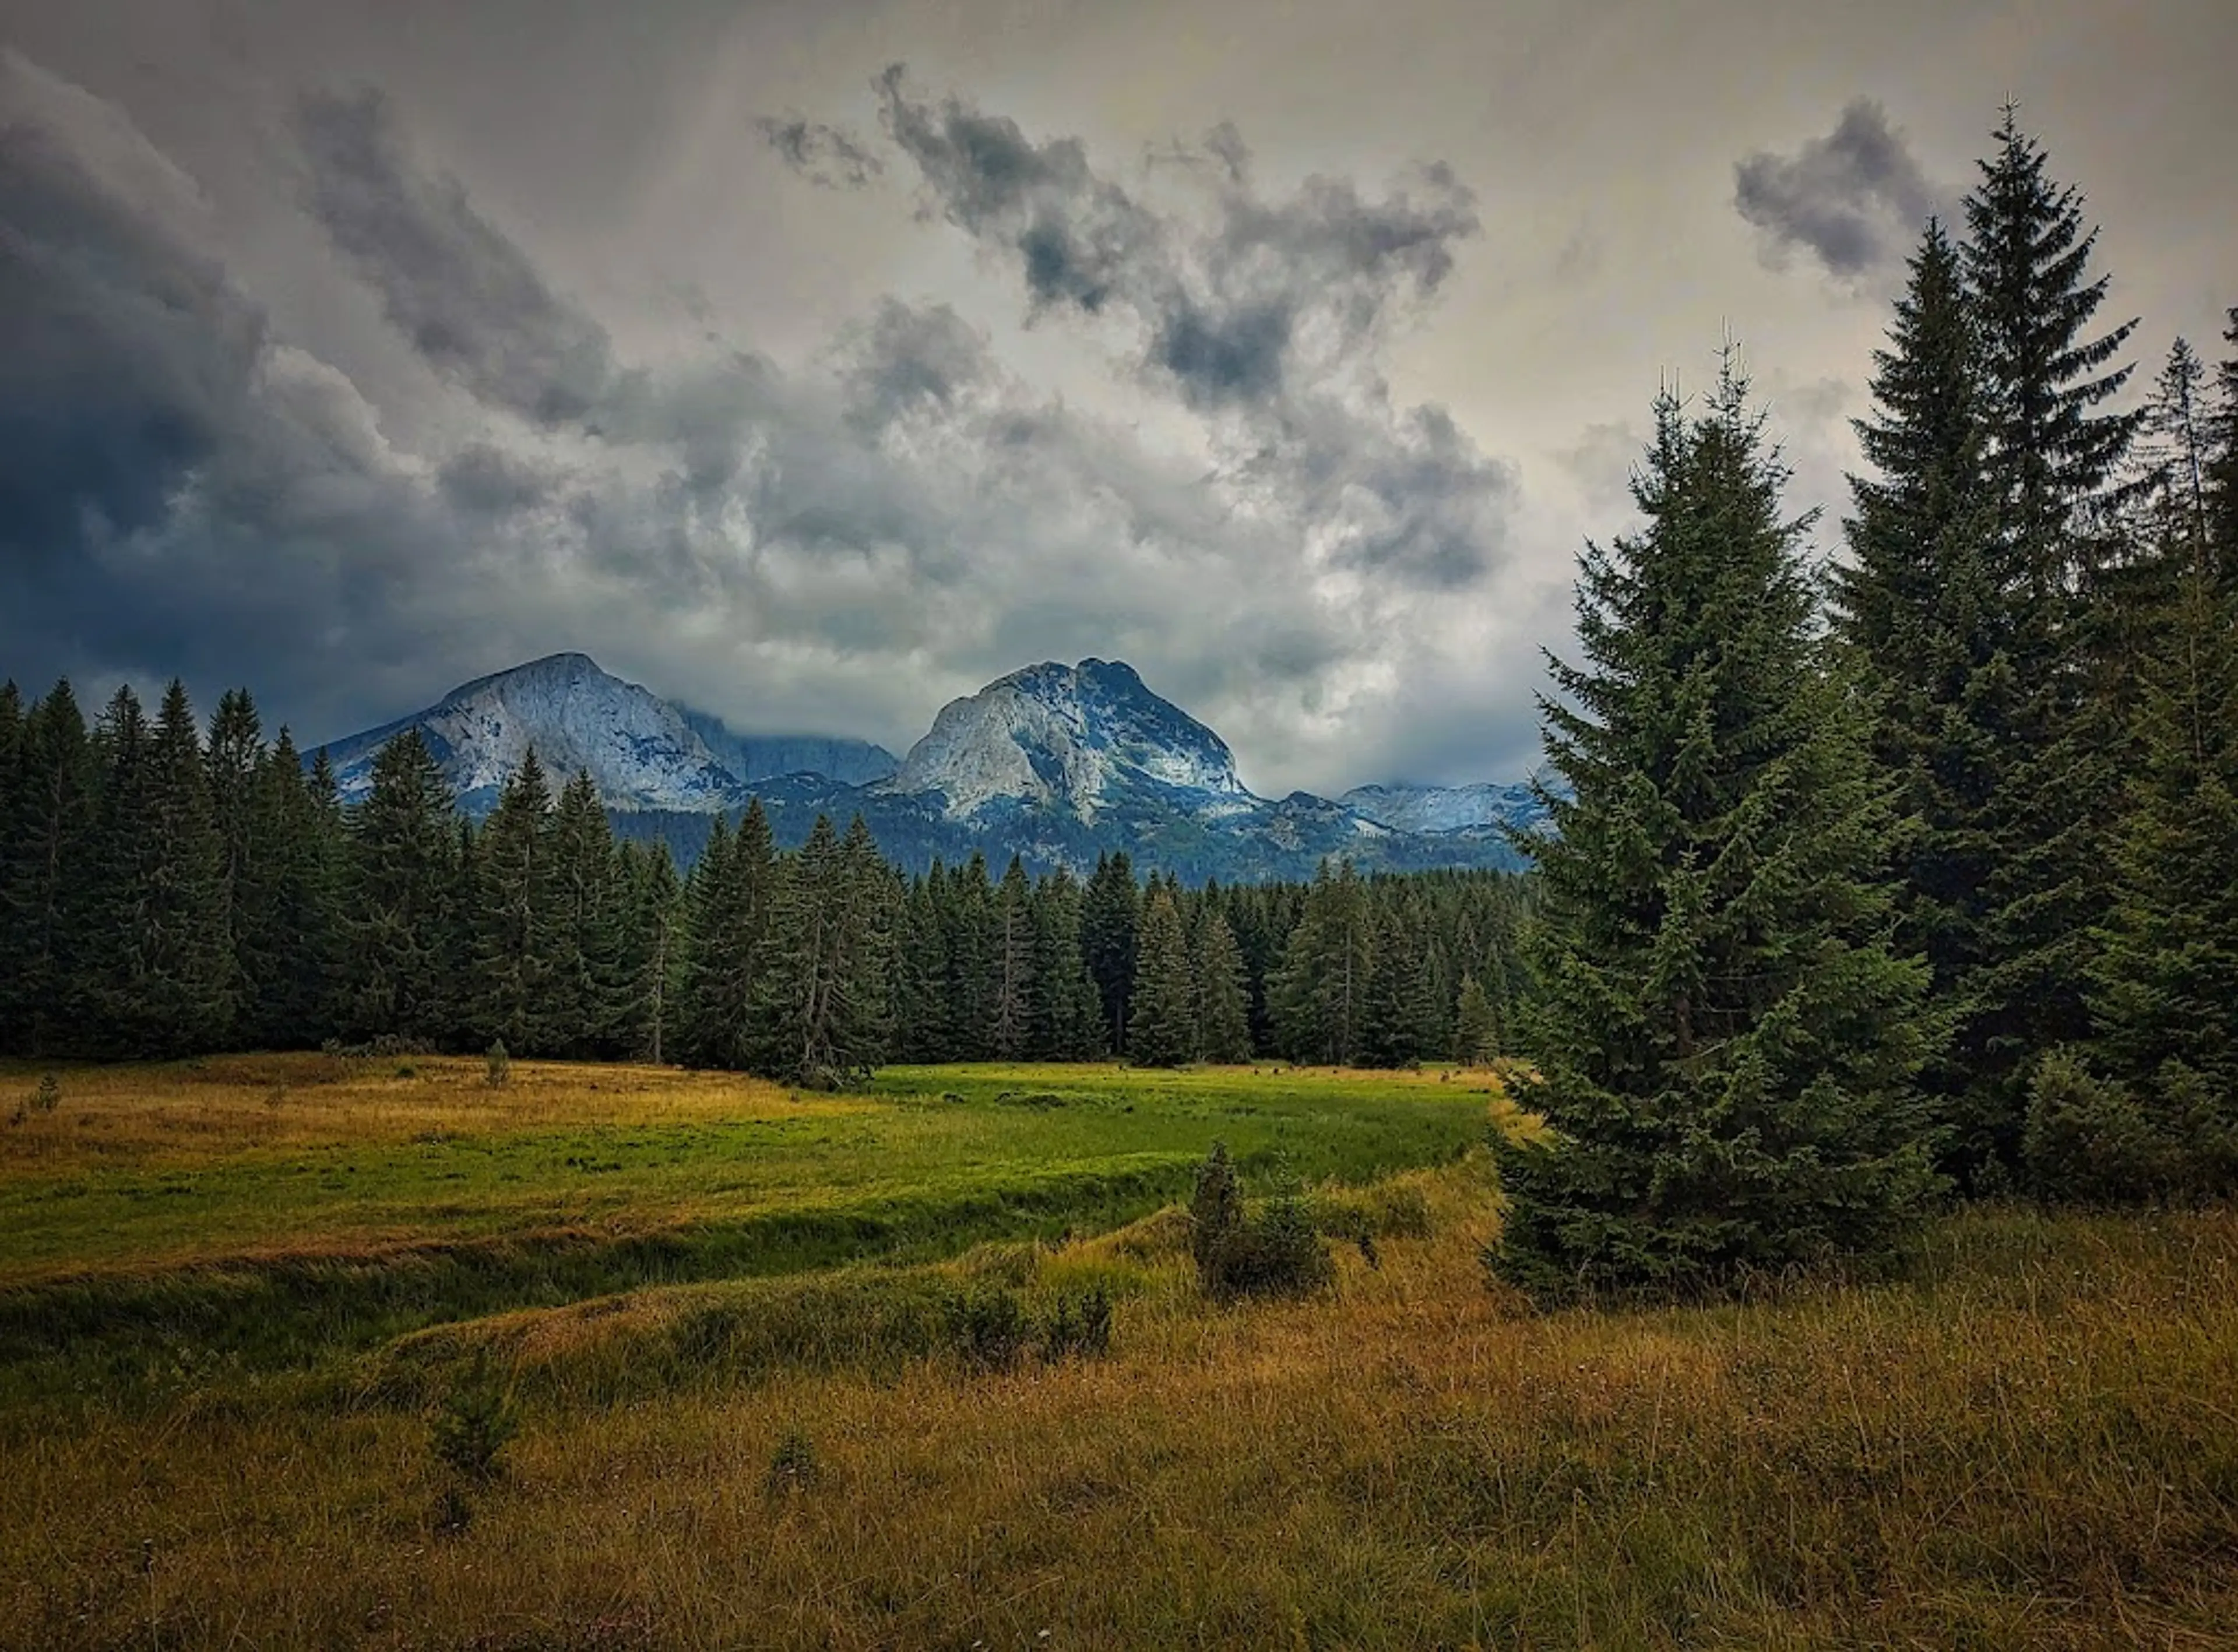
754, 114, 884, 188
876, 68, 1505, 590
438, 440, 553, 513
293, 86, 614, 422
1734, 98, 1947, 285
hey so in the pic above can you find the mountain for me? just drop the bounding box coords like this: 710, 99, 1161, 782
1342, 780, 1551, 838
675, 710, 898, 787
320, 651, 1542, 880
316, 653, 740, 814
887, 659, 1252, 822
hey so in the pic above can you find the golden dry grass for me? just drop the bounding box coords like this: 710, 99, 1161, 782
6, 1139, 2238, 1649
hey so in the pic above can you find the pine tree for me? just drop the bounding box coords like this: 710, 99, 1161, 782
238, 731, 345, 1047
1453, 975, 1498, 1066
614, 840, 683, 1063
891, 869, 952, 1062
990, 855, 1036, 1058
1030, 868, 1105, 1060
749, 815, 891, 1087
547, 769, 625, 1055
2207, 310, 2238, 585
341, 730, 458, 1042
203, 688, 265, 1040
2086, 535, 2238, 1194
1834, 219, 2013, 1178
1357, 903, 1420, 1069
1127, 889, 1198, 1068
0, 681, 94, 1054
87, 682, 232, 1056
1491, 358, 1941, 1302
1081, 851, 1140, 1054
472, 748, 557, 1053
1960, 107, 2144, 1170
1192, 908, 1254, 1064
1269, 860, 1373, 1065
678, 800, 776, 1069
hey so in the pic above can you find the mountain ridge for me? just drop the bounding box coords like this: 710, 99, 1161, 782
314, 653, 1542, 879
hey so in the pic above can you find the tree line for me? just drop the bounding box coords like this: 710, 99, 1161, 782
1491, 108, 2238, 1302
0, 692, 1530, 1083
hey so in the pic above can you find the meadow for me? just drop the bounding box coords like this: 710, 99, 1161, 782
3, 1056, 2237, 1648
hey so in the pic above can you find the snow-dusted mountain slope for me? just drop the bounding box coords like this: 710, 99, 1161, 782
887, 658, 1252, 823
315, 654, 743, 814
1341, 780, 1550, 838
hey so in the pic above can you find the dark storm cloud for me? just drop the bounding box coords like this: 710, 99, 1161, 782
754, 114, 883, 188
1734, 98, 1947, 286
876, 68, 1508, 590
293, 86, 614, 422
0, 51, 264, 559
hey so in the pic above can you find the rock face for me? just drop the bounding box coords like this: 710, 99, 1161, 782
315, 651, 1546, 879
887, 659, 1251, 823
316, 654, 741, 814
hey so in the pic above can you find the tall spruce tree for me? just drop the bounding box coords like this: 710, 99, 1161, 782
749, 814, 891, 1087
991, 855, 1036, 1058
1490, 359, 1940, 1302
87, 682, 231, 1056
547, 769, 625, 1055
203, 688, 265, 1040
1127, 889, 1198, 1068
472, 749, 557, 1053
341, 730, 458, 1042
1835, 219, 2013, 1179
1269, 859, 1373, 1065
614, 840, 682, 1063
1081, 851, 1140, 1054
1192, 908, 1254, 1064
0, 681, 93, 1054
1030, 867, 1105, 1060
1959, 107, 2142, 1170
678, 800, 776, 1069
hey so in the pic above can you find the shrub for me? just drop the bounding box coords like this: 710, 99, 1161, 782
485, 1041, 511, 1087
2024, 1051, 2170, 1205
1040, 1284, 1114, 1361
944, 1284, 1030, 1371
431, 1352, 519, 1484
1189, 1145, 1335, 1300
765, 1429, 819, 1496
31, 1073, 61, 1115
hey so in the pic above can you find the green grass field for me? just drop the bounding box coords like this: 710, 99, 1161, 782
5, 1056, 2238, 1649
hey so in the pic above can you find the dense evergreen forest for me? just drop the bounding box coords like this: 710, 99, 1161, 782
0, 699, 1533, 1084
1491, 110, 2238, 1299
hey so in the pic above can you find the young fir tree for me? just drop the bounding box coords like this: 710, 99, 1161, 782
342, 729, 459, 1043
1959, 107, 2142, 1168
472, 748, 557, 1054
1081, 851, 1140, 1054
0, 680, 94, 1055
1490, 358, 1941, 1303
1192, 908, 1255, 1064
1453, 975, 1498, 1066
1127, 889, 1198, 1068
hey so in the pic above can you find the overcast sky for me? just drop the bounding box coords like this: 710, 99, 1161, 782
2, 0, 2232, 793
